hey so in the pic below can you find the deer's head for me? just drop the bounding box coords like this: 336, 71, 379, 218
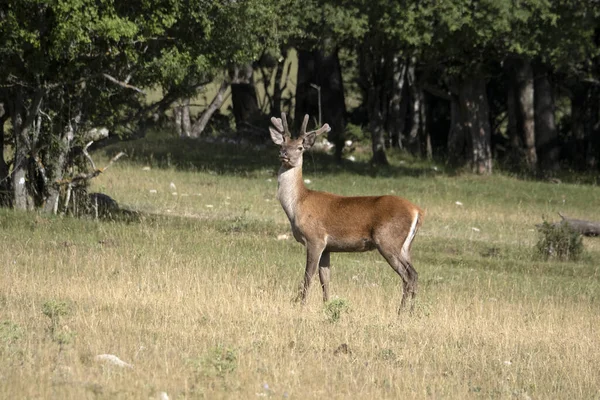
269, 113, 331, 168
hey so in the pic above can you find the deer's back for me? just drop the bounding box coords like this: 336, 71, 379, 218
295, 191, 421, 252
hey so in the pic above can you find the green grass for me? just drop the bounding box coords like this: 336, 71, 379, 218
1, 136, 599, 399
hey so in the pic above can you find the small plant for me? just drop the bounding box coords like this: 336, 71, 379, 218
536, 220, 584, 261
0, 320, 22, 344
324, 298, 350, 323
42, 300, 74, 343
194, 345, 237, 378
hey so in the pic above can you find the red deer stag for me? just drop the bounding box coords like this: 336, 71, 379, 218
269, 113, 424, 312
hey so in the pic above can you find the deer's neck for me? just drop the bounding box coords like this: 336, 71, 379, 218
277, 165, 307, 222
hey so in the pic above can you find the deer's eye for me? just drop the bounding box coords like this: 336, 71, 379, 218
297, 146, 304, 151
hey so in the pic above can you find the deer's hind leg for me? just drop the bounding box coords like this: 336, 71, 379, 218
375, 233, 418, 312
318, 251, 331, 302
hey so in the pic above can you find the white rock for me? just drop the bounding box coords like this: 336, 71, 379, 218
149, 189, 157, 194
95, 354, 132, 368
158, 392, 170, 400
455, 201, 463, 206
471, 227, 481, 232
206, 204, 214, 208
169, 182, 176, 191
347, 155, 356, 162
142, 166, 151, 171
277, 234, 289, 240
304, 179, 311, 184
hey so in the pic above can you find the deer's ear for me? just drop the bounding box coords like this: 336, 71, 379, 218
302, 132, 318, 149
269, 127, 284, 145
303, 123, 330, 149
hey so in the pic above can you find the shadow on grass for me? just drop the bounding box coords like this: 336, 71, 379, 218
99, 136, 442, 179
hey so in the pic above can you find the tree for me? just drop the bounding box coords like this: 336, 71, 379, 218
0, 0, 279, 211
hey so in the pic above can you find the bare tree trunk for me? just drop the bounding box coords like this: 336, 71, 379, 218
514, 58, 537, 171
368, 87, 388, 165
534, 63, 559, 172
191, 80, 229, 137
406, 60, 421, 154
181, 98, 191, 137
173, 104, 182, 136
420, 90, 432, 159
459, 77, 492, 174
0, 103, 9, 207
447, 94, 466, 166
506, 73, 521, 166
570, 83, 587, 169
10, 90, 44, 210
230, 64, 260, 131
389, 55, 408, 149
295, 45, 346, 162
271, 48, 288, 117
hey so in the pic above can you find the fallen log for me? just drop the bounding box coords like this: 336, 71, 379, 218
548, 213, 600, 237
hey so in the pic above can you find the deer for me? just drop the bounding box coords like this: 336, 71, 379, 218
269, 113, 424, 312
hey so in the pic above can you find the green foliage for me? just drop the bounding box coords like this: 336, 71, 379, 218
194, 345, 238, 378
0, 321, 22, 344
536, 220, 584, 261
324, 298, 350, 323
42, 300, 74, 344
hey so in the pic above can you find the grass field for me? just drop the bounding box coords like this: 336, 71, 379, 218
1, 136, 600, 399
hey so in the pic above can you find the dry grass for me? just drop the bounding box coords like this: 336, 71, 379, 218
1, 138, 600, 399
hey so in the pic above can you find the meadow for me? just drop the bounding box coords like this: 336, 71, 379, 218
1, 136, 600, 399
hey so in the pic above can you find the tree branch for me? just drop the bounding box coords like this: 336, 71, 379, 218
103, 73, 146, 95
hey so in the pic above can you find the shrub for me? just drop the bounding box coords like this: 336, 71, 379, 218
324, 298, 350, 323
536, 220, 584, 261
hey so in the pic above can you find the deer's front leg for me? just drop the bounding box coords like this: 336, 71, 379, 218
297, 241, 326, 304
318, 251, 331, 302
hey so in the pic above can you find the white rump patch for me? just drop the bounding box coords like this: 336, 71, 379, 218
401, 211, 419, 260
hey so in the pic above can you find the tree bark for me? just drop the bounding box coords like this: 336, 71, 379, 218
295, 46, 346, 162
458, 77, 492, 174
368, 87, 388, 165
230, 64, 260, 131
191, 80, 229, 137
447, 94, 466, 166
542, 213, 600, 237
533, 63, 559, 172
406, 60, 421, 155
513, 58, 537, 171
181, 98, 191, 137
389, 55, 408, 149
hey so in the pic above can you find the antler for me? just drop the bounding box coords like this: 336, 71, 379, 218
299, 114, 331, 138
270, 112, 293, 138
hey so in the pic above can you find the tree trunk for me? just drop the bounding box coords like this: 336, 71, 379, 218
42, 119, 75, 213
0, 103, 9, 206
406, 60, 421, 155
173, 104, 182, 136
10, 92, 33, 210
368, 87, 388, 165
271, 48, 288, 117
506, 72, 521, 166
230, 64, 260, 131
513, 58, 537, 171
533, 63, 559, 172
295, 46, 346, 162
389, 55, 408, 149
191, 80, 229, 137
458, 77, 492, 174
570, 83, 588, 170
181, 98, 191, 137
447, 94, 466, 166
420, 90, 432, 159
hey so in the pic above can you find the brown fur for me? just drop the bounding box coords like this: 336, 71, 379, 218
270, 113, 424, 312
